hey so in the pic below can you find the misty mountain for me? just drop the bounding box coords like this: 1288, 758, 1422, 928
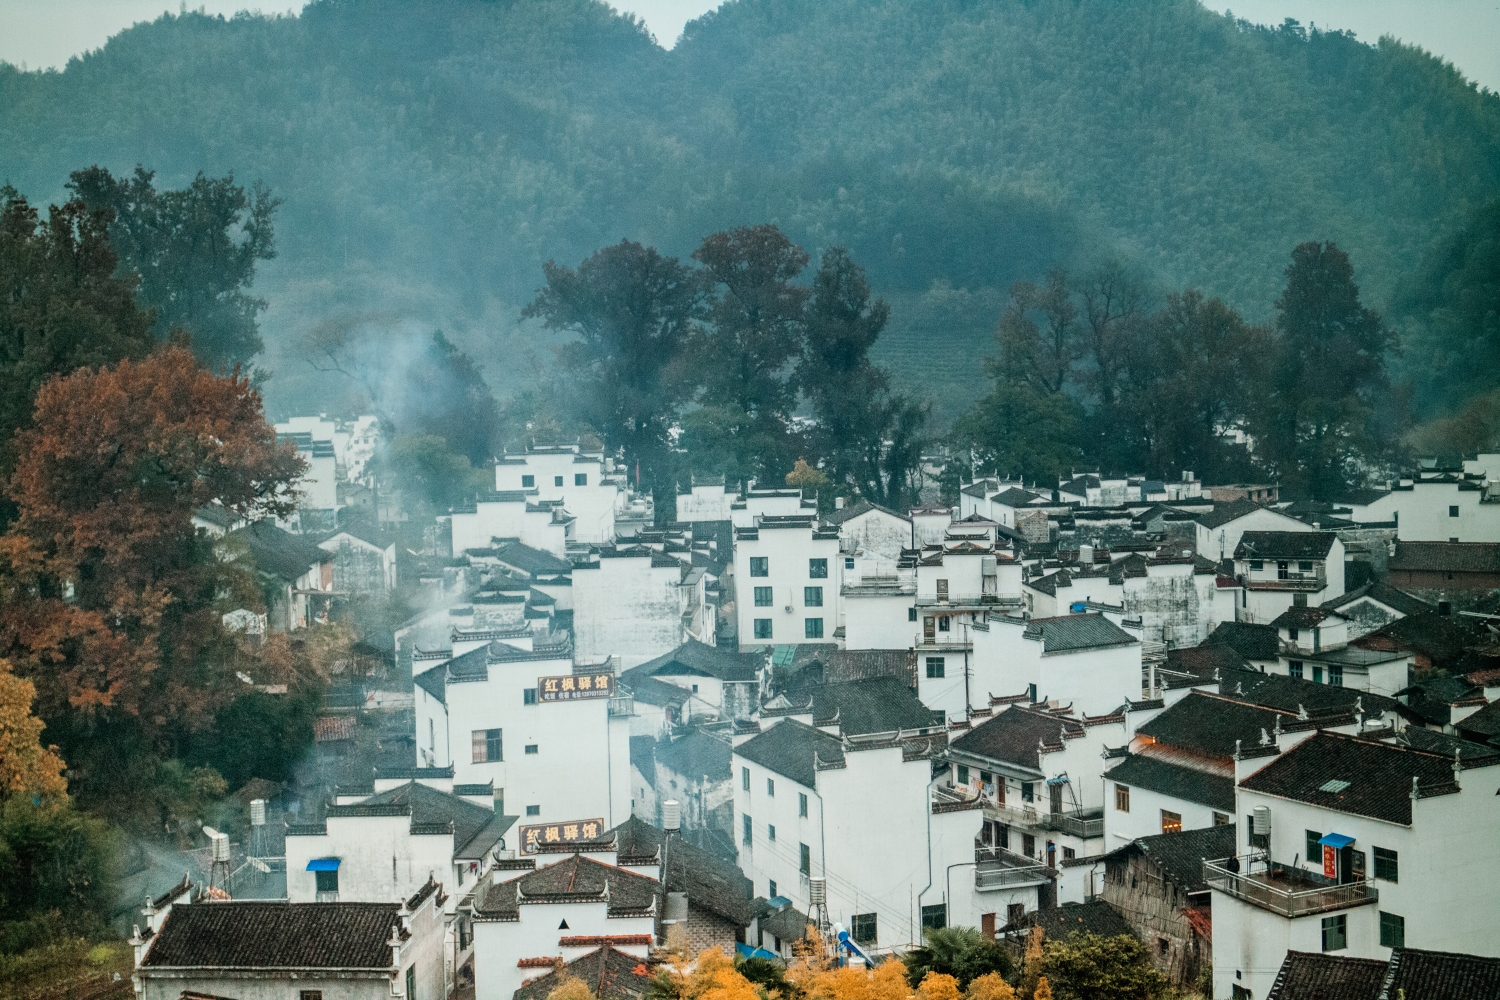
2, 0, 1497, 421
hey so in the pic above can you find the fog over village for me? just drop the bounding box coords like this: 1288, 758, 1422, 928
2, 3, 1500, 1000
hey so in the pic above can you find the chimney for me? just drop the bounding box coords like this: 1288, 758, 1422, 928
835, 497, 845, 510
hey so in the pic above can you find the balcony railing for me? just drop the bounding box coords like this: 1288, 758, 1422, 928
1203, 855, 1378, 918
915, 632, 973, 650
981, 800, 1104, 839
974, 848, 1051, 890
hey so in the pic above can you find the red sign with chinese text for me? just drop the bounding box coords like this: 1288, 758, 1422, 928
519, 818, 606, 853
538, 672, 614, 701
1323, 844, 1336, 879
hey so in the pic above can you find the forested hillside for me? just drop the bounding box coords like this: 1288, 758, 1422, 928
2, 0, 1497, 421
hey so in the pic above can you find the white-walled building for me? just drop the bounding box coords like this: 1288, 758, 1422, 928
286, 780, 510, 909
318, 528, 398, 593
731, 718, 982, 953
1233, 532, 1346, 624
412, 637, 631, 829
134, 882, 446, 1000
826, 500, 913, 565
676, 478, 739, 523
1193, 500, 1313, 563
733, 515, 842, 648
625, 640, 764, 722
573, 548, 712, 665
1210, 732, 1500, 1000
1347, 466, 1500, 543
949, 613, 1142, 721
493, 445, 626, 546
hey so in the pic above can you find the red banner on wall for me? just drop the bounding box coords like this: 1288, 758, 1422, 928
1323, 844, 1337, 879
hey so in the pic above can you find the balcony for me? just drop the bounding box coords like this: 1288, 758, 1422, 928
982, 800, 1104, 840
1203, 855, 1378, 918
915, 632, 973, 651
974, 847, 1051, 891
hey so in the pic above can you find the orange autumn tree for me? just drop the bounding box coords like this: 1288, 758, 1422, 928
0, 657, 67, 801
0, 347, 303, 804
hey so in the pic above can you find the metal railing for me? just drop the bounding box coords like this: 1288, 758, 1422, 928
1202, 855, 1377, 917
915, 632, 973, 649
976, 800, 1105, 839
974, 849, 1051, 890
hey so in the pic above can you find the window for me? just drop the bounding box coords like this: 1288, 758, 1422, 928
1289, 661, 1304, 679
1213, 812, 1230, 826
754, 587, 774, 607
921, 904, 948, 931
851, 913, 877, 944
1450, 505, 1461, 517
1329, 665, 1343, 687
1288, 627, 1300, 641
1007, 903, 1025, 928
768, 880, 777, 898
1115, 784, 1130, 812
302, 991, 324, 1000
749, 557, 768, 577
743, 767, 750, 790
554, 475, 564, 487
938, 616, 951, 632
575, 473, 587, 486
809, 558, 828, 579
957, 764, 970, 785
936, 579, 949, 601
427, 718, 434, 751
909, 607, 918, 621
743, 814, 752, 845
799, 843, 811, 875
767, 778, 775, 796
804, 586, 823, 607
1299, 560, 1313, 572
1161, 810, 1182, 834
1278, 561, 1289, 579
1022, 782, 1034, 802
1306, 830, 1323, 863
1293, 592, 1307, 607
314, 868, 338, 894
406, 966, 416, 1000
754, 619, 773, 639
799, 793, 808, 817
1250, 559, 1264, 571
524, 744, 538, 755
1022, 833, 1036, 857
1312, 665, 1324, 684
526, 805, 540, 816
805, 618, 824, 639
1379, 911, 1405, 949
1374, 847, 1398, 882
524, 688, 538, 705
768, 823, 776, 841
472, 728, 502, 763
926, 656, 946, 679
1321, 914, 1347, 952
521, 475, 535, 488
1063, 846, 1076, 861
845, 558, 855, 570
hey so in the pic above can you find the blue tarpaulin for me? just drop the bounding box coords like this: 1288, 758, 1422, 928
736, 943, 777, 960
306, 858, 341, 871
1318, 833, 1355, 849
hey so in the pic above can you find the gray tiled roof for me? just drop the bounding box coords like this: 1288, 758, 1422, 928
355, 781, 503, 854
1389, 541, 1500, 574
734, 718, 844, 787
473, 855, 658, 918
1193, 497, 1265, 529
1105, 754, 1234, 812
1110, 823, 1238, 892
787, 677, 941, 736
636, 639, 763, 682
511, 945, 656, 1000
1234, 531, 1337, 560
143, 902, 402, 969
1024, 613, 1137, 653
1204, 621, 1282, 662
230, 521, 332, 582
610, 817, 756, 925
1266, 951, 1388, 1000
1239, 732, 1460, 824
950, 706, 1084, 770
1218, 667, 1400, 720
1322, 581, 1433, 618
493, 541, 572, 576
1381, 948, 1500, 1000
1004, 899, 1133, 939
1135, 692, 1294, 759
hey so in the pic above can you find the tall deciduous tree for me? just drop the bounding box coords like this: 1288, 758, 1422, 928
995, 268, 1079, 397
800, 248, 926, 507
0, 186, 155, 485
0, 658, 66, 802
0, 347, 303, 801
68, 165, 280, 371
1256, 241, 1399, 498
524, 240, 701, 504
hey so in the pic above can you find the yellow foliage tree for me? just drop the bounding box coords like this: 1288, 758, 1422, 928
545, 977, 596, 1000
1031, 978, 1051, 1000
685, 948, 761, 1000
965, 973, 1016, 1000
796, 956, 913, 1000
0, 657, 66, 801
1018, 929, 1044, 1000
786, 458, 830, 489
916, 972, 962, 1000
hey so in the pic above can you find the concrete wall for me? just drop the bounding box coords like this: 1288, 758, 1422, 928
677, 485, 738, 523
842, 593, 917, 650
573, 555, 690, 664
472, 899, 653, 1000
839, 509, 912, 563
1100, 775, 1229, 847
735, 528, 841, 648
286, 814, 454, 904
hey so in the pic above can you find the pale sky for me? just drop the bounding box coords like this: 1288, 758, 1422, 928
0, 0, 1496, 92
